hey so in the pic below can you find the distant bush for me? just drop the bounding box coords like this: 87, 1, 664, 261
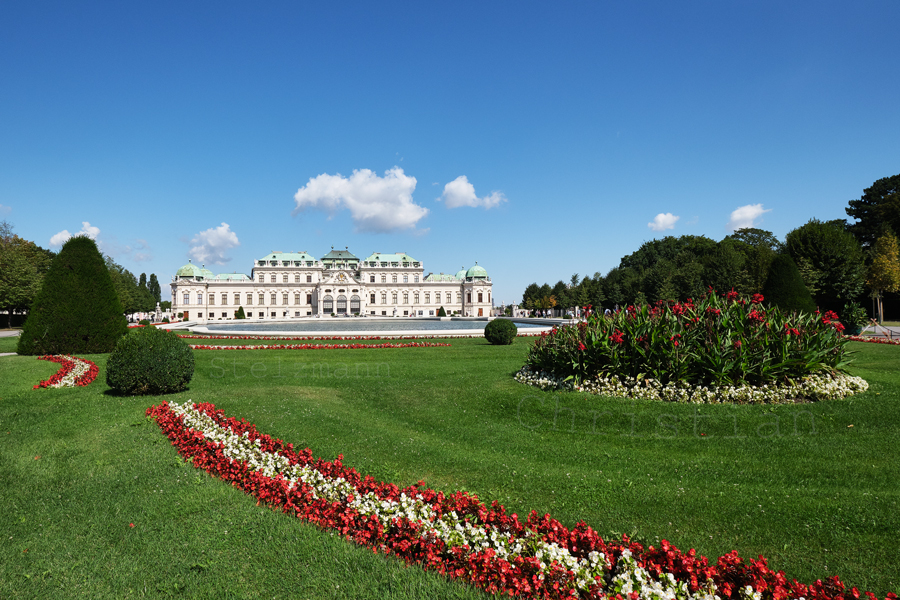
162, 317, 170, 323
484, 319, 517, 345
17, 236, 127, 355
139, 319, 151, 326
106, 327, 194, 395
437, 306, 447, 317
234, 306, 246, 319
763, 254, 817, 314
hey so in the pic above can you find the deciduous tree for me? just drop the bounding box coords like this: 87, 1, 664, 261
867, 231, 900, 323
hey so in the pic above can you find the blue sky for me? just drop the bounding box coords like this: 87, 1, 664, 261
1, 1, 898, 304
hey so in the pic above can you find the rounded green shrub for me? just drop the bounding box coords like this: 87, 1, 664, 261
106, 327, 195, 395
139, 319, 151, 326
484, 319, 518, 345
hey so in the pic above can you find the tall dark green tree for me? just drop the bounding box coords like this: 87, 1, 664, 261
784, 219, 866, 312
762, 254, 817, 314
17, 236, 127, 355
846, 173, 900, 248
148, 273, 161, 303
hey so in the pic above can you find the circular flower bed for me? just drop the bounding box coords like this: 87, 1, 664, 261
520, 291, 867, 403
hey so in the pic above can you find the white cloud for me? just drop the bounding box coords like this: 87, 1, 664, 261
438, 176, 507, 209
293, 167, 428, 233
727, 204, 771, 231
189, 223, 240, 265
49, 221, 100, 247
648, 213, 680, 231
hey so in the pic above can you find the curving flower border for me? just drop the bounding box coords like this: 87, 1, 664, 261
845, 335, 900, 347
179, 333, 544, 342
188, 341, 451, 350
33, 355, 99, 389
147, 401, 892, 600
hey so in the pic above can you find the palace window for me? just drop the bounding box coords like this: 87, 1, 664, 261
221, 293, 228, 305
381, 275, 386, 283
282, 293, 288, 305
307, 275, 312, 283
403, 292, 409, 304
467, 293, 471, 303
294, 293, 301, 305
306, 293, 312, 305
370, 293, 376, 304
295, 274, 300, 283
391, 292, 398, 304
209, 294, 215, 305
183, 293, 190, 305
197, 293, 203, 304
381, 292, 387, 304
234, 293, 240, 305
414, 275, 419, 283
271, 274, 277, 283
283, 274, 288, 283
488, 292, 491, 303
392, 275, 397, 283
270, 293, 277, 305
247, 293, 253, 305
478, 292, 483, 303
413, 293, 419, 304
258, 294, 264, 305
457, 292, 462, 303
424, 293, 430, 304
403, 275, 408, 283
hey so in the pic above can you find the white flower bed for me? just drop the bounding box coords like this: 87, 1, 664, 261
515, 367, 868, 404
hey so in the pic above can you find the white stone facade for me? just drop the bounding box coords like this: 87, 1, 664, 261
170, 249, 493, 322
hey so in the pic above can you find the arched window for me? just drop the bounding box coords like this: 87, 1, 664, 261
336, 295, 347, 314
323, 295, 334, 313
350, 295, 360, 314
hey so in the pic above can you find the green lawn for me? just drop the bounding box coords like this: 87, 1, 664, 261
1, 339, 898, 598
0, 335, 19, 353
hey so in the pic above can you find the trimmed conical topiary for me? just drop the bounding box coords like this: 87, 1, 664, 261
762, 254, 817, 315
17, 236, 128, 355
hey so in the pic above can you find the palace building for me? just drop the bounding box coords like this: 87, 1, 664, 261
170, 248, 493, 321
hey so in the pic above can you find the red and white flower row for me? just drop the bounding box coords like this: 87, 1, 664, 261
187, 341, 452, 350
147, 401, 890, 600
179, 333, 543, 342
33, 355, 99, 389
845, 335, 900, 346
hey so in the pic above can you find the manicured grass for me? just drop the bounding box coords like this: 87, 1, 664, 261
0, 335, 19, 353
1, 339, 898, 598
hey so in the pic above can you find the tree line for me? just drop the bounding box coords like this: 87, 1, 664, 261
0, 221, 164, 321
521, 173, 900, 321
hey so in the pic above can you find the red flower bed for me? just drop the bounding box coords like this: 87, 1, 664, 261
146, 401, 893, 600
845, 335, 900, 346
188, 341, 451, 350
33, 355, 99, 389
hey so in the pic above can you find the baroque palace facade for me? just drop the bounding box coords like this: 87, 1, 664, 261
171, 248, 493, 321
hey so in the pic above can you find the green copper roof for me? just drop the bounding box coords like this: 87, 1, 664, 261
321, 248, 358, 261
454, 267, 468, 280
176, 261, 207, 278
257, 251, 317, 264
466, 263, 488, 279
363, 252, 419, 264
